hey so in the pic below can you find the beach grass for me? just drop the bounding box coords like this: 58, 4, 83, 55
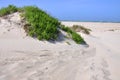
71, 25, 91, 34
0, 5, 18, 17
0, 5, 86, 44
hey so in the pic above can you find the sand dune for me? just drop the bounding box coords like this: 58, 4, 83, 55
0, 13, 120, 80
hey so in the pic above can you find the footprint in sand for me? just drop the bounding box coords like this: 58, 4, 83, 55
90, 58, 111, 80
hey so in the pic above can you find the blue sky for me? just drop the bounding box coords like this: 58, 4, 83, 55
0, 0, 120, 22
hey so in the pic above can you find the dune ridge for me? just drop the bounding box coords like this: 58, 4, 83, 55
0, 13, 120, 80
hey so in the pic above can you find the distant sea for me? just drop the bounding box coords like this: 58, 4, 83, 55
60, 19, 120, 23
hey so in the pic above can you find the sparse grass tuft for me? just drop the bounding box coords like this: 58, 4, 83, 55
71, 31, 85, 44
0, 5, 18, 17
71, 25, 91, 34
60, 25, 86, 44
66, 41, 71, 45
108, 29, 114, 31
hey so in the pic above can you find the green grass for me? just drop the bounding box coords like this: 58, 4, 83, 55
71, 25, 91, 34
21, 6, 60, 40
0, 5, 86, 44
66, 41, 71, 45
0, 5, 18, 17
60, 25, 86, 44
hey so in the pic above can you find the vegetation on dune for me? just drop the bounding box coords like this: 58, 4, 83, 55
0, 5, 86, 44
71, 25, 91, 34
60, 25, 86, 44
0, 5, 18, 17
21, 6, 60, 40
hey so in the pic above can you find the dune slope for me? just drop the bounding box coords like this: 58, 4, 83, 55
0, 14, 120, 80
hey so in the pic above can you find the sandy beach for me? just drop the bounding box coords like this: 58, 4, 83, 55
0, 13, 120, 80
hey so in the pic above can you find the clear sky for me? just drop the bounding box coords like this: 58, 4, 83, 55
0, 0, 120, 22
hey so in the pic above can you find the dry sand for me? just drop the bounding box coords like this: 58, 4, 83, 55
0, 13, 120, 80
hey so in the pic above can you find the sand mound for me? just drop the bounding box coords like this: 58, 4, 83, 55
0, 14, 120, 80
0, 12, 27, 39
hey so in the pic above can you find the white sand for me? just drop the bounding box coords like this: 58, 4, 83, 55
0, 13, 120, 80
62, 21, 120, 80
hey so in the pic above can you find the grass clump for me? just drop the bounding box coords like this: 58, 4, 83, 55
0, 5, 86, 44
108, 29, 114, 31
0, 5, 18, 17
71, 31, 85, 44
66, 41, 71, 45
21, 6, 60, 40
60, 25, 86, 44
71, 25, 91, 34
